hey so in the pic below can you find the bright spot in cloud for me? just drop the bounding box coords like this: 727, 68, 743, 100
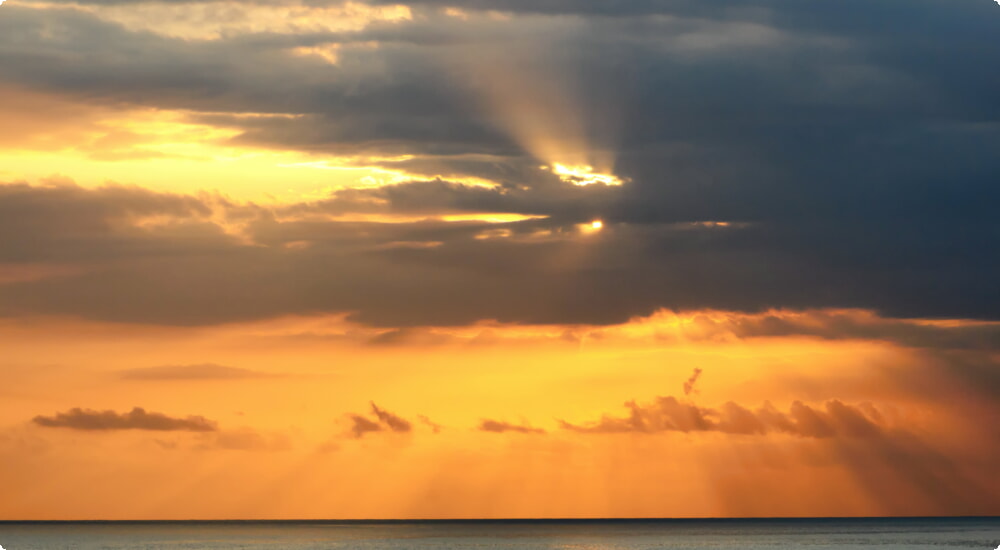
548, 163, 625, 187
579, 220, 605, 234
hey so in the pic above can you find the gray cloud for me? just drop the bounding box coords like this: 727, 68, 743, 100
33, 407, 218, 431
0, 182, 224, 263
1, 180, 999, 329
0, 0, 997, 327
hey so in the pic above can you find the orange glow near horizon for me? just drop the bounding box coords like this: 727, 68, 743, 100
0, 308, 997, 519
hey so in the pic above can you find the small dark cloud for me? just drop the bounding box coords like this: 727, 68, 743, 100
347, 402, 417, 438
119, 363, 269, 381
349, 415, 383, 438
370, 402, 413, 433
32, 407, 217, 432
683, 368, 702, 396
479, 419, 545, 434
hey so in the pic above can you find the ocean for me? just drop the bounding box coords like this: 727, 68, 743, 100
0, 518, 997, 549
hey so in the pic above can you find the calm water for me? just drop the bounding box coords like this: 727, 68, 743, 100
0, 518, 997, 550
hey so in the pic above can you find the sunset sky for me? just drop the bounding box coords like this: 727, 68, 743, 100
1, 0, 999, 520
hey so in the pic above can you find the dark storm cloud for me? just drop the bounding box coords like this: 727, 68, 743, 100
1, 181, 999, 327
33, 407, 218, 431
0, 6, 512, 157
478, 419, 545, 434
0, 0, 997, 324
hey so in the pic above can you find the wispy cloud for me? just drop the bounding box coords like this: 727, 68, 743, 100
478, 419, 545, 434
119, 363, 272, 381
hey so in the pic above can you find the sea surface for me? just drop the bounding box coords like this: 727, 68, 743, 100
0, 518, 997, 550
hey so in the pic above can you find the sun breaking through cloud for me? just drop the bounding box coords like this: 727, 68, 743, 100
547, 163, 626, 186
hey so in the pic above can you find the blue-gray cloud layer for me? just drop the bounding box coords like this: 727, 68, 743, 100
0, 0, 997, 326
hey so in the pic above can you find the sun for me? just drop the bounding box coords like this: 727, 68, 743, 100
547, 164, 625, 187
579, 220, 604, 234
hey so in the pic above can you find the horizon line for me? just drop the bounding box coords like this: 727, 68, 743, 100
1, 516, 997, 524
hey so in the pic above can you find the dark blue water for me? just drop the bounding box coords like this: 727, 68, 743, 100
0, 518, 997, 549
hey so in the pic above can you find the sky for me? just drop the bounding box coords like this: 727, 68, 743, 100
0, 0, 998, 520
